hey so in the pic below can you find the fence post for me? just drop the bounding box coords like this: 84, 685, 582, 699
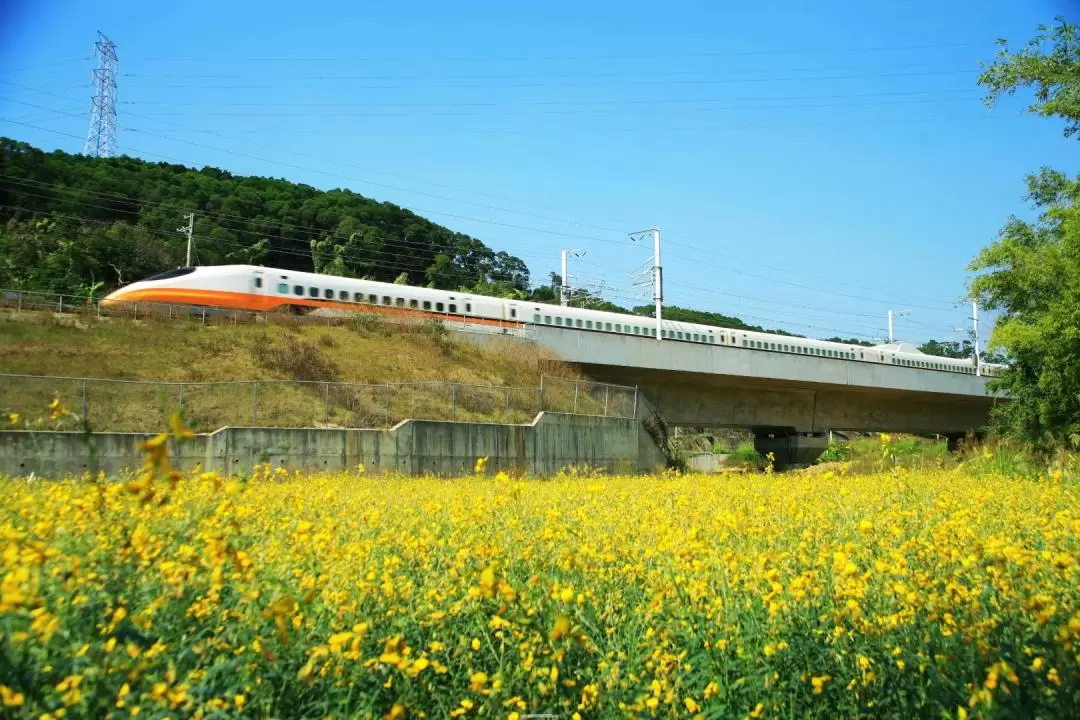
251, 381, 258, 424
133, 303, 138, 321
603, 386, 609, 417
178, 383, 184, 412
96, 300, 101, 318
58, 295, 63, 314
17, 292, 22, 313
573, 382, 579, 414
451, 383, 457, 420
504, 388, 510, 416
201, 309, 206, 325
324, 382, 330, 423
632, 386, 639, 419
539, 375, 545, 411
81, 379, 88, 421
168, 305, 173, 321
386, 383, 393, 426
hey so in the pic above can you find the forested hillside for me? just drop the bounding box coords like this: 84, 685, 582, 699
0, 138, 530, 296
0, 137, 977, 358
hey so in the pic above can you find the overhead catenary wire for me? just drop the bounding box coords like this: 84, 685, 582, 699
0, 81, 1003, 307
0, 197, 963, 342
0, 109, 978, 316
120, 39, 995, 63
0, 170, 967, 321
0, 187, 964, 337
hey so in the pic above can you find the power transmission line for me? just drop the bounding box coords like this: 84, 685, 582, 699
0, 113, 979, 314
120, 39, 993, 64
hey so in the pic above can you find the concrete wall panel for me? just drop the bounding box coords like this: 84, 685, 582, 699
0, 412, 668, 478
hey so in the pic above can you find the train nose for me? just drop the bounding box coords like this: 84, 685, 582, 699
99, 288, 128, 309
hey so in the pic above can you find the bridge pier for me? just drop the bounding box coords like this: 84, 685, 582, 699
753, 429, 829, 469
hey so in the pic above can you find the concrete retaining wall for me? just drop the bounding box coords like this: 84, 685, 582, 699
0, 412, 668, 478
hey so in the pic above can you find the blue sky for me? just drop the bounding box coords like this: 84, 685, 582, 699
2, 0, 1078, 344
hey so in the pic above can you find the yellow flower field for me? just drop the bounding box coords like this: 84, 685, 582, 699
2, 460, 1078, 718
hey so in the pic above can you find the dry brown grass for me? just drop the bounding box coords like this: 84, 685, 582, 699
0, 310, 586, 430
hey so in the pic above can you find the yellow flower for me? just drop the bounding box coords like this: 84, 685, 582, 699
478, 566, 496, 598
168, 411, 194, 440
0, 685, 24, 707
550, 615, 571, 640
811, 675, 831, 695
469, 671, 488, 692
7, 412, 18, 425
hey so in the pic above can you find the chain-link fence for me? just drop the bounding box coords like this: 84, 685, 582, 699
538, 375, 638, 419
1, 374, 638, 432
0, 288, 532, 338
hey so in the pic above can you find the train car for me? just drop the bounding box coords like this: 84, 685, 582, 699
101, 264, 1006, 377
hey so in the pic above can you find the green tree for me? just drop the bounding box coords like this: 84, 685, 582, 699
825, 336, 874, 347
967, 19, 1080, 448
979, 17, 1080, 138
968, 169, 1080, 448
0, 137, 530, 295
918, 339, 974, 358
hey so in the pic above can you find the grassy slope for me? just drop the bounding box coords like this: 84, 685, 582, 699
1, 312, 586, 431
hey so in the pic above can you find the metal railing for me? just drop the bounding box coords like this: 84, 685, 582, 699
0, 373, 639, 432
0, 288, 533, 338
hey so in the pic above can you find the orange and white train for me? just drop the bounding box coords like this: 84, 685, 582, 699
102, 264, 1005, 377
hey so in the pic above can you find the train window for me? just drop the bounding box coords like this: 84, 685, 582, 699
466, 303, 472, 313
368, 294, 377, 304
338, 290, 348, 301
309, 287, 318, 298
585, 320, 593, 329
449, 304, 457, 313
613, 324, 620, 332
410, 299, 418, 309
324, 289, 333, 300
294, 285, 304, 296
605, 323, 612, 331
575, 319, 582, 328
511, 309, 517, 319
396, 298, 405, 308
255, 277, 263, 289
534, 313, 541, 323
859, 352, 864, 359
436, 302, 444, 312
544, 316, 552, 324
423, 301, 431, 310
555, 317, 563, 326
742, 339, 747, 347
277, 283, 288, 294
382, 296, 391, 306
354, 292, 364, 302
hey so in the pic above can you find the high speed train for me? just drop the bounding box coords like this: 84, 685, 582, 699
101, 264, 1005, 377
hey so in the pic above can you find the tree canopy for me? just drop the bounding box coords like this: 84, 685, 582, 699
0, 138, 531, 297
979, 17, 1080, 138
968, 169, 1080, 447
968, 17, 1080, 446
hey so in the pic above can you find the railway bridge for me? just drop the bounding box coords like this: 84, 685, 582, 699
494, 326, 999, 465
